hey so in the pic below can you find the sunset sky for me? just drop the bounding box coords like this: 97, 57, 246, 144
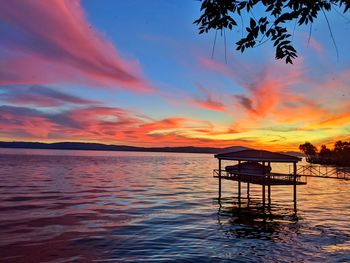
0, 0, 349, 151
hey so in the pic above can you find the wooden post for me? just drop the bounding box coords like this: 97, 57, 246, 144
293, 162, 297, 212
218, 159, 222, 200
262, 184, 265, 208
238, 161, 241, 206
247, 182, 250, 199
268, 162, 271, 207
238, 181, 241, 199
262, 162, 265, 208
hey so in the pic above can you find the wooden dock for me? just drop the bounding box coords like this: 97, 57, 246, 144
213, 170, 307, 185
292, 165, 350, 180
214, 150, 306, 211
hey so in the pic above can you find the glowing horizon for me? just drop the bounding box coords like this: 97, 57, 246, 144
0, 0, 349, 152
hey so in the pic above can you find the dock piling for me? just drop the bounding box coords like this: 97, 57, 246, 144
262, 184, 265, 208
293, 162, 297, 211
247, 182, 250, 199
218, 159, 222, 200
268, 162, 271, 207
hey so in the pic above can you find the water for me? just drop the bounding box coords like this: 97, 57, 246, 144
0, 149, 349, 262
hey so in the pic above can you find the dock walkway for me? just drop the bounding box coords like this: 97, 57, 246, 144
213, 169, 307, 185
293, 165, 350, 180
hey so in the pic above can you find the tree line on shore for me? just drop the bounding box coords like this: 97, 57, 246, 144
299, 141, 350, 167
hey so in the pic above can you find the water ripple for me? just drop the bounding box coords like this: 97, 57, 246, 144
0, 150, 349, 262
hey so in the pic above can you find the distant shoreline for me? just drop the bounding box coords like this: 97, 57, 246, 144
0, 141, 304, 156
0, 141, 223, 154
0, 146, 214, 155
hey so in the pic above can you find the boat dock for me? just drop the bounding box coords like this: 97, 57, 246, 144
214, 150, 306, 211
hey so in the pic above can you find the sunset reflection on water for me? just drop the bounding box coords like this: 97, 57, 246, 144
0, 149, 349, 262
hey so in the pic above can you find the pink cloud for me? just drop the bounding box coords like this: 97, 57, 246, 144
2, 102, 348, 149
0, 0, 153, 91
190, 98, 226, 112
198, 56, 347, 130
308, 37, 324, 54
0, 106, 59, 138
189, 85, 226, 112
1, 103, 257, 148
0, 105, 228, 147
0, 86, 98, 107
200, 57, 305, 113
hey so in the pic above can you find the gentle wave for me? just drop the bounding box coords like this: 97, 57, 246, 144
0, 149, 349, 262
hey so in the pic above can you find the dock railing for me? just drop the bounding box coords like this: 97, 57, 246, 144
213, 169, 307, 185
291, 165, 350, 180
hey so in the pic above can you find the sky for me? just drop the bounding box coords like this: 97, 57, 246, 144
0, 0, 349, 151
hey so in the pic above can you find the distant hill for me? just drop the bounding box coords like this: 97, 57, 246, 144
0, 141, 250, 154
0, 142, 304, 156
217, 146, 251, 154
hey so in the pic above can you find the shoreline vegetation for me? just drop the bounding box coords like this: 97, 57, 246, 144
299, 141, 350, 167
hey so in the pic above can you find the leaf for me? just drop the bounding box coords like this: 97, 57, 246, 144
250, 18, 256, 28
266, 4, 274, 12
345, 4, 350, 13
298, 15, 306, 25
275, 13, 292, 24
260, 24, 266, 34
278, 40, 291, 47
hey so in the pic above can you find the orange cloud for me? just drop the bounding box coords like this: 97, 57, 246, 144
0, 105, 238, 147
303, 111, 350, 130
200, 57, 305, 120
4, 101, 345, 151
199, 56, 330, 125
190, 98, 226, 112
189, 86, 226, 112
138, 117, 187, 130
0, 0, 153, 91
197, 55, 350, 149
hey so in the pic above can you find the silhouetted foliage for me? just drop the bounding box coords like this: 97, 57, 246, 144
319, 145, 332, 158
333, 140, 350, 165
299, 142, 317, 156
334, 140, 350, 153
194, 0, 350, 63
299, 140, 350, 166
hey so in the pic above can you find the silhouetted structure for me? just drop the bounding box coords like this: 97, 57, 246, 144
295, 165, 350, 180
213, 150, 306, 211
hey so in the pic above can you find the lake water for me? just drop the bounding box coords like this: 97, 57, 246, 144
0, 149, 349, 262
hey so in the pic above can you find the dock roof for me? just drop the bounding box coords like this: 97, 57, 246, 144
215, 149, 301, 163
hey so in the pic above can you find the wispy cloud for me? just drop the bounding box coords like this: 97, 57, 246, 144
197, 55, 350, 148
0, 86, 98, 107
307, 36, 324, 55
0, 105, 235, 147
0, 0, 153, 91
189, 85, 226, 112
0, 105, 58, 138
234, 95, 254, 112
